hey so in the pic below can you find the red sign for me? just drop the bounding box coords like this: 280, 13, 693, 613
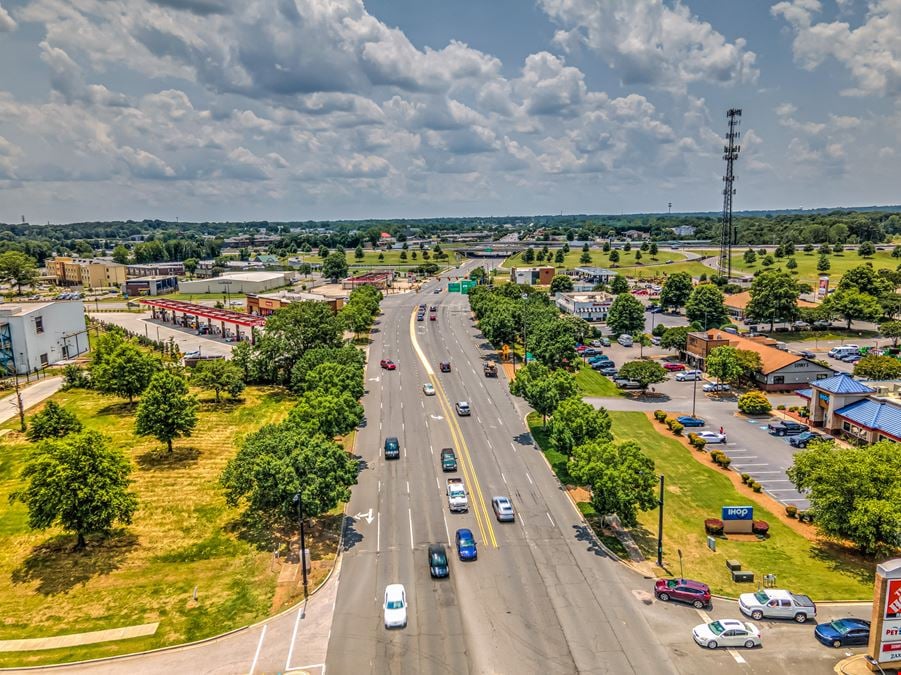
886, 579, 901, 619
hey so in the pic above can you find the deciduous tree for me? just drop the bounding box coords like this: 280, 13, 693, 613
322, 252, 349, 282
610, 275, 629, 295
26, 401, 83, 441
880, 320, 901, 346
549, 274, 573, 294
659, 272, 693, 310
135, 370, 198, 453
706, 346, 745, 384
509, 363, 577, 425
287, 390, 364, 439
823, 288, 884, 329
607, 293, 645, 336
617, 360, 667, 393
0, 251, 38, 294
853, 355, 901, 381
548, 397, 612, 455
92, 341, 160, 403
746, 270, 801, 331
685, 284, 728, 330
191, 359, 245, 402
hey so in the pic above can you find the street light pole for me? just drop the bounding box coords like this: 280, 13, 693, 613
293, 492, 309, 600
656, 475, 665, 567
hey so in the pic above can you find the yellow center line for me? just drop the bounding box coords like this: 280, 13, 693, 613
408, 307, 497, 548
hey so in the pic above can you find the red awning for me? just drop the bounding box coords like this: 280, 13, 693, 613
139, 298, 266, 328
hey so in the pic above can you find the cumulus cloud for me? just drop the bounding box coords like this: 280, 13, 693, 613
772, 0, 901, 97
538, 0, 758, 92
0, 2, 15, 31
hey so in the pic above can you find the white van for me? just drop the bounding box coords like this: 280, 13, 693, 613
828, 345, 859, 359
617, 334, 634, 347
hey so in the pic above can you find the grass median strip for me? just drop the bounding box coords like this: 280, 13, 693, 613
528, 409, 874, 599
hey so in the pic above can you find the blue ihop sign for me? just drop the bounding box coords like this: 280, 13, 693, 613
722, 506, 754, 521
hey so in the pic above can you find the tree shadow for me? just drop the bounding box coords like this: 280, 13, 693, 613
136, 446, 201, 470
341, 516, 365, 552
512, 431, 534, 446
225, 512, 283, 552
96, 401, 137, 416
572, 524, 610, 559
809, 541, 877, 587
11, 530, 139, 595
197, 400, 242, 414
638, 392, 671, 403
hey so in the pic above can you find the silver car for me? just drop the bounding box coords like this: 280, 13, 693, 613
692, 619, 761, 649
455, 401, 471, 416
491, 496, 515, 522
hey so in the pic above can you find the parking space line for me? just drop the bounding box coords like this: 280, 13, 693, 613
733, 463, 769, 467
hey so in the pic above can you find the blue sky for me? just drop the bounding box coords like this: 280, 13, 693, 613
0, 0, 899, 223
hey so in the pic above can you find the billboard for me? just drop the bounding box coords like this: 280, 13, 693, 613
886, 579, 901, 619
879, 579, 901, 662
817, 275, 829, 298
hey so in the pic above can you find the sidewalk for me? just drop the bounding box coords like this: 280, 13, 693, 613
0, 376, 63, 426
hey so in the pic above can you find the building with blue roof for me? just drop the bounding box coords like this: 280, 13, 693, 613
796, 373, 901, 443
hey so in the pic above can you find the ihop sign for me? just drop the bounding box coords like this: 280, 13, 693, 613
722, 506, 754, 534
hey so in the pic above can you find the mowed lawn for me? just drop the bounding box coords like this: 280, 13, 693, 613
297, 249, 456, 267
0, 386, 301, 666
699, 248, 901, 285
606, 412, 874, 599
574, 364, 622, 398
504, 248, 685, 271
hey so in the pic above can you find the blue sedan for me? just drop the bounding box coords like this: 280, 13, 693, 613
814, 618, 870, 648
677, 416, 705, 427
455, 528, 477, 561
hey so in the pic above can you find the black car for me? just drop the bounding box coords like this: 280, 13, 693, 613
384, 436, 400, 460
428, 543, 449, 578
789, 431, 826, 448
768, 421, 809, 436
439, 361, 451, 373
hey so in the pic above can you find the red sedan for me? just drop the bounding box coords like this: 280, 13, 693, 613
663, 362, 686, 371
380, 359, 397, 370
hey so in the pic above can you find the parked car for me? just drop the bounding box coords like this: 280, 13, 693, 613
843, 354, 863, 363
383, 584, 408, 628
455, 528, 477, 560
814, 618, 871, 648
676, 416, 705, 427
738, 589, 817, 623
651, 336, 662, 346
439, 361, 451, 372
663, 362, 686, 372
590, 340, 603, 348
422, 383, 436, 396
697, 430, 726, 443
593, 360, 616, 371
617, 335, 634, 347
702, 383, 731, 393
692, 619, 761, 650
675, 370, 702, 381
380, 359, 397, 370
599, 337, 611, 347
599, 366, 617, 376
789, 431, 825, 448
455, 401, 471, 416
587, 356, 606, 365
655, 578, 712, 609
491, 496, 515, 522
582, 348, 599, 356
428, 544, 450, 579
767, 420, 809, 436
575, 345, 588, 353
799, 350, 816, 360
617, 380, 642, 389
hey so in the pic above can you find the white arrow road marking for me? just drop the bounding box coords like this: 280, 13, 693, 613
354, 508, 375, 524
430, 414, 444, 420
368, 377, 380, 382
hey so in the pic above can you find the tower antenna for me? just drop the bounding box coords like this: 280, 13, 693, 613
717, 108, 742, 280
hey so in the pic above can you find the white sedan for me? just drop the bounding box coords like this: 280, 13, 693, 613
692, 619, 760, 649
422, 383, 436, 396
697, 431, 726, 444
384, 584, 407, 629
675, 370, 703, 382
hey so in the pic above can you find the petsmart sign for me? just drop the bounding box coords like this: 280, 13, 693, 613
722, 506, 754, 521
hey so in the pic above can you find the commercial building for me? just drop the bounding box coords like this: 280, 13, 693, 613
342, 271, 394, 290
796, 374, 901, 444
686, 328, 834, 391
178, 271, 291, 295
140, 298, 266, 344
0, 301, 89, 375
246, 291, 344, 316
623, 229, 650, 240
510, 266, 555, 286
126, 262, 185, 278
47, 257, 127, 289
672, 225, 697, 237
554, 291, 614, 322
572, 267, 616, 285
724, 291, 818, 322
124, 276, 179, 297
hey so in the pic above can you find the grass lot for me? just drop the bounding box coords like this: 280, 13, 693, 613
504, 248, 684, 270
766, 329, 879, 343
574, 364, 622, 398
0, 385, 338, 667
527, 410, 875, 599
697, 248, 901, 285
297, 250, 457, 267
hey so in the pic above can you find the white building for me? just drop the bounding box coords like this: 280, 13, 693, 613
178, 271, 292, 295
673, 225, 697, 237
0, 301, 89, 375
555, 292, 614, 322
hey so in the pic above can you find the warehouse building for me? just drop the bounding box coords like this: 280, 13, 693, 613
0, 301, 89, 375
178, 271, 291, 295
126, 262, 185, 277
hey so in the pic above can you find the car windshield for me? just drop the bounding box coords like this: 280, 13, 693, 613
431, 553, 447, 565
708, 621, 725, 635
753, 591, 770, 603
830, 620, 856, 634
459, 536, 474, 546
386, 599, 404, 609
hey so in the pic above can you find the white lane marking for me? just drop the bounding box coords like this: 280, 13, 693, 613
420, 400, 424, 408
380, 400, 383, 409
436, 476, 441, 491
430, 443, 434, 455
379, 420, 382, 431
486, 438, 492, 448
285, 601, 305, 671
402, 422, 405, 432
501, 472, 507, 485
780, 498, 810, 502
406, 480, 410, 494
377, 512, 381, 552
477, 416, 482, 424
743, 470, 786, 474
249, 624, 267, 675
401, 401, 404, 410
519, 515, 526, 533
404, 444, 407, 458
732, 652, 746, 664
526, 472, 533, 485
546, 512, 555, 527
511, 442, 517, 454
766, 488, 802, 492
443, 513, 450, 542
378, 480, 381, 494
732, 463, 769, 467
408, 508, 414, 550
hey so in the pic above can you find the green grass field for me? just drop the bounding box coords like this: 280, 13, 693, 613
296, 249, 457, 267
574, 364, 622, 398
0, 385, 345, 667
697, 248, 900, 285
505, 248, 684, 271
528, 410, 875, 599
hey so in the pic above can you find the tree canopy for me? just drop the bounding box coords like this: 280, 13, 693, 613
549, 274, 574, 294
509, 362, 577, 424
659, 272, 693, 310
685, 284, 728, 330
548, 397, 612, 455
853, 355, 901, 381
823, 288, 884, 329
135, 370, 198, 453
91, 340, 160, 403
254, 301, 344, 384
706, 346, 746, 384
607, 293, 645, 336
191, 358, 245, 402
0, 251, 38, 294
26, 401, 83, 441
287, 389, 363, 439
746, 270, 800, 330
617, 360, 667, 392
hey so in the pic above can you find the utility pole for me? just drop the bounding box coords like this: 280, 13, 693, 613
656, 475, 665, 567
717, 109, 742, 281
293, 492, 309, 600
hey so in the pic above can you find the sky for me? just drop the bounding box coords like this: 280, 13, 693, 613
0, 0, 900, 224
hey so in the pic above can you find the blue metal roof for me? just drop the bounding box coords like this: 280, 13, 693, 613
812, 373, 874, 395
835, 399, 901, 438
796, 389, 812, 399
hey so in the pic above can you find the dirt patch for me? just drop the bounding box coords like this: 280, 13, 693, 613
567, 486, 591, 503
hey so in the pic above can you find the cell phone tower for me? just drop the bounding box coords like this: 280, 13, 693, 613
717, 108, 742, 280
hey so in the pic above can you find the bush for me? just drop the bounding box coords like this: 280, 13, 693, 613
785, 505, 798, 518
798, 510, 814, 524
654, 410, 667, 422
694, 437, 707, 451
741, 473, 750, 484
751, 482, 763, 493
737, 390, 772, 415
669, 421, 684, 436
710, 450, 724, 463
788, 406, 799, 413
776, 404, 786, 411
752, 520, 770, 535
799, 406, 810, 418
62, 364, 91, 390
718, 456, 731, 469
704, 518, 724, 535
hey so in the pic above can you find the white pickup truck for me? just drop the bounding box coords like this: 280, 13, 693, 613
738, 589, 817, 623
446, 478, 468, 513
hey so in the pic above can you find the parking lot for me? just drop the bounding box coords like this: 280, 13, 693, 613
88, 311, 235, 359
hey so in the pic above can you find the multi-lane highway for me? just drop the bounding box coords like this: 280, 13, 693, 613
326, 262, 688, 674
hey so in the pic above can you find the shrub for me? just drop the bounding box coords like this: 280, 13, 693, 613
785, 505, 798, 518
788, 406, 799, 413
798, 510, 814, 524
751, 482, 763, 493
666, 418, 675, 429
687, 432, 698, 443
654, 410, 667, 422
710, 450, 724, 463
718, 456, 731, 469
799, 406, 810, 418
737, 390, 772, 415
694, 438, 707, 451
62, 364, 91, 390
669, 421, 684, 436
741, 473, 750, 484
776, 404, 786, 411
704, 518, 724, 535
752, 520, 770, 535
